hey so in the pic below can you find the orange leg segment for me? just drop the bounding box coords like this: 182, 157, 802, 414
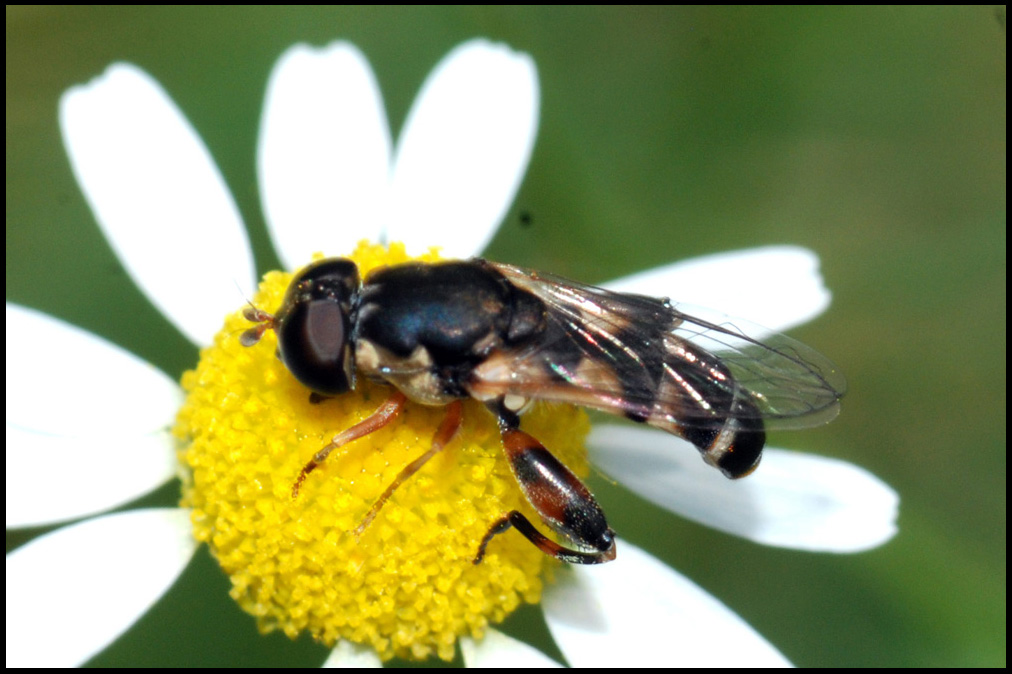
353, 400, 463, 536
291, 391, 408, 499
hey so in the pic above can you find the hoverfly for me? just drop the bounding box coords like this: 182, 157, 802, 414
242, 257, 845, 565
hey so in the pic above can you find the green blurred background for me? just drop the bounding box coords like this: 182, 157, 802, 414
6, 6, 1005, 667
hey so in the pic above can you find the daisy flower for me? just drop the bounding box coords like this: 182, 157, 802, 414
6, 39, 898, 667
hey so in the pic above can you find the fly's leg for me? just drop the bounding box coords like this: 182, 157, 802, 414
353, 399, 464, 537
474, 509, 616, 565
474, 402, 616, 564
292, 391, 407, 498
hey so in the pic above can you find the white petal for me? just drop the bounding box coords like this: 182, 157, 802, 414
543, 538, 791, 667
588, 425, 898, 552
6, 508, 196, 667
321, 640, 383, 668
387, 39, 539, 258
603, 246, 831, 334
59, 63, 254, 346
259, 43, 392, 268
6, 426, 176, 528
6, 303, 182, 438
460, 628, 563, 668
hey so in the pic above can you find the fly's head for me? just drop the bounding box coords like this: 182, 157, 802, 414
242, 258, 361, 396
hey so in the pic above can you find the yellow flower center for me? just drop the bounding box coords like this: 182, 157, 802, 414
175, 241, 591, 661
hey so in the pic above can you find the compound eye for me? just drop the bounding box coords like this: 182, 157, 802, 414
276, 297, 353, 395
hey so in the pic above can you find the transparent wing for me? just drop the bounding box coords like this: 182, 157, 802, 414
470, 261, 845, 431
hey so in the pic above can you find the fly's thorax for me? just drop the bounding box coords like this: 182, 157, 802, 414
353, 260, 548, 404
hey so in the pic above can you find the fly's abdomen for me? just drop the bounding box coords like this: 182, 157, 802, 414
644, 336, 766, 478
